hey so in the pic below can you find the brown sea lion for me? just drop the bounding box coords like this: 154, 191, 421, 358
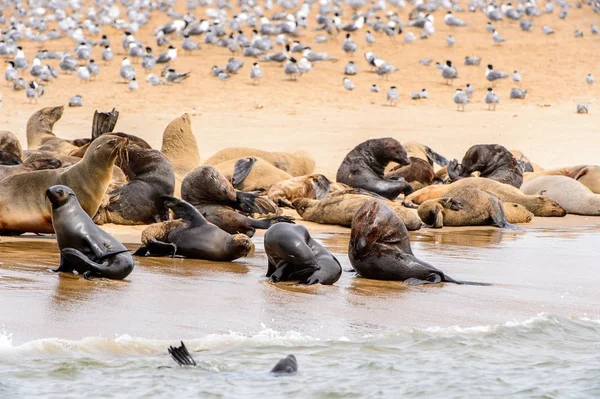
0, 158, 63, 181
161, 114, 200, 197
293, 189, 422, 230
525, 165, 600, 194
509, 150, 543, 173
448, 144, 523, 188
181, 165, 294, 237
336, 137, 414, 200
404, 141, 449, 166
134, 196, 253, 261
0, 131, 24, 163
0, 134, 128, 234
385, 157, 435, 190
93, 145, 175, 225
204, 147, 315, 176
213, 156, 293, 192
521, 176, 600, 216
26, 105, 81, 155
348, 200, 488, 285
404, 177, 566, 217
417, 186, 532, 228
267, 174, 338, 207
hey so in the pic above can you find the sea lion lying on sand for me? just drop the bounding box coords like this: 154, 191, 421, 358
385, 157, 436, 190
448, 144, 523, 188
214, 156, 294, 192
0, 158, 63, 181
520, 176, 600, 216
204, 147, 315, 176
267, 174, 348, 207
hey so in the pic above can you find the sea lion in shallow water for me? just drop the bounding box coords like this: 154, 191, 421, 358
448, 144, 523, 188
349, 200, 488, 285
264, 223, 342, 285
214, 156, 294, 192
47, 185, 134, 280
520, 176, 600, 216
417, 186, 532, 228
134, 196, 253, 261
0, 135, 128, 234
293, 189, 422, 230
385, 157, 435, 190
204, 147, 315, 177
405, 177, 566, 217
336, 137, 414, 200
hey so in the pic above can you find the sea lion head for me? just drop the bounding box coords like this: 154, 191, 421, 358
417, 200, 444, 228
504, 203, 534, 223
0, 151, 22, 165
230, 233, 254, 258
376, 137, 410, 166
46, 185, 75, 208
292, 198, 317, 216
83, 134, 128, 166
460, 144, 517, 176
534, 195, 567, 217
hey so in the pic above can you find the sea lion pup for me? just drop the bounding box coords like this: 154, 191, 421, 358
417, 186, 532, 228
404, 177, 566, 217
181, 166, 294, 237
385, 157, 435, 191
404, 141, 449, 166
264, 223, 342, 285
168, 341, 298, 374
0, 158, 62, 181
134, 196, 253, 261
214, 156, 294, 192
293, 189, 422, 231
204, 148, 315, 177
0, 131, 24, 163
447, 144, 523, 188
521, 176, 600, 216
160, 114, 200, 197
0, 135, 128, 234
349, 200, 489, 285
47, 185, 134, 280
267, 174, 335, 207
93, 145, 175, 225
336, 137, 414, 200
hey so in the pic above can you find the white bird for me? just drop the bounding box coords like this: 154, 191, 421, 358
163, 68, 191, 83
512, 70, 521, 83
586, 74, 594, 85
120, 58, 136, 82
486, 22, 495, 33
68, 94, 83, 107
365, 31, 375, 45
465, 83, 474, 98
146, 74, 165, 85
102, 46, 113, 64
485, 64, 509, 82
283, 58, 300, 80
446, 35, 455, 47
464, 56, 481, 66
343, 77, 354, 91
77, 66, 91, 82
510, 88, 527, 99
492, 29, 505, 44
297, 57, 312, 76
387, 86, 398, 106
128, 77, 138, 91
453, 89, 469, 111
485, 88, 500, 110
542, 25, 554, 35
342, 34, 357, 55
26, 81, 44, 103
370, 84, 380, 93
344, 61, 358, 75
441, 60, 458, 85
250, 63, 262, 84
444, 11, 467, 27
156, 46, 177, 63
5, 61, 18, 84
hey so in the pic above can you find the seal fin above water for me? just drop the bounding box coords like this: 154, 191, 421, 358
232, 157, 257, 186
161, 195, 207, 227
168, 341, 197, 367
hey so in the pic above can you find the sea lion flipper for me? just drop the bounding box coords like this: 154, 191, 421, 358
61, 247, 103, 275
270, 262, 294, 282
161, 195, 207, 227
424, 145, 449, 167
312, 175, 331, 200
146, 238, 178, 258
235, 191, 278, 214
251, 216, 295, 230
133, 245, 149, 257
232, 157, 257, 187
487, 196, 515, 229
91, 108, 119, 140
168, 341, 197, 367
404, 278, 434, 286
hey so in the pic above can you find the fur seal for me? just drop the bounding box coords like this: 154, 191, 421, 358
404, 177, 566, 217
293, 189, 422, 230
134, 196, 253, 261
264, 223, 342, 285
181, 165, 294, 237
47, 185, 134, 280
214, 156, 294, 192
94, 145, 175, 225
520, 176, 600, 215
349, 200, 488, 285
404, 141, 449, 166
525, 165, 600, 194
448, 144, 523, 188
267, 174, 343, 207
0, 131, 24, 163
204, 148, 315, 177
417, 186, 532, 228
336, 138, 414, 200
385, 157, 436, 190
0, 134, 128, 234
26, 105, 80, 155
0, 157, 62, 181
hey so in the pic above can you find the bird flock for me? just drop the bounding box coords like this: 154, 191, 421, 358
0, 0, 597, 111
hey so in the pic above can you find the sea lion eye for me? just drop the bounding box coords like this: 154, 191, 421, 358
108, 139, 117, 144
57, 189, 63, 195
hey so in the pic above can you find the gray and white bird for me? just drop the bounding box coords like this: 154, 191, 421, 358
284, 58, 300, 80
87, 60, 100, 79
77, 66, 91, 82
343, 77, 355, 91
5, 61, 18, 84
577, 103, 589, 114
542, 26, 554, 35
485, 64, 509, 82
342, 34, 357, 55
297, 57, 312, 76
182, 34, 200, 54
30, 58, 44, 78
128, 77, 138, 91
485, 88, 500, 110
218, 72, 230, 82
156, 46, 177, 63
419, 88, 429, 99
261, 45, 290, 62
446, 35, 455, 47
453, 88, 469, 111
146, 74, 165, 85
250, 63, 262, 84
14, 47, 28, 70
444, 11, 467, 27
365, 30, 375, 45
26, 81, 44, 103
486, 22, 495, 33
102, 46, 114, 64
68, 94, 83, 107
464, 56, 481, 66
120, 58, 136, 82
127, 42, 144, 61
574, 30, 584, 38
404, 32, 417, 43
163, 68, 191, 83
592, 25, 599, 35
492, 29, 505, 44
510, 88, 527, 99
76, 43, 91, 60
59, 54, 77, 73
512, 70, 521, 83
13, 78, 27, 91
520, 20, 534, 32
387, 86, 399, 106
441, 60, 458, 85
370, 84, 380, 93
344, 61, 358, 75
226, 58, 244, 74
586, 74, 594, 85
142, 48, 156, 70
465, 83, 474, 98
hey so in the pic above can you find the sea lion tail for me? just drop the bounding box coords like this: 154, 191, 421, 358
235, 190, 278, 215
250, 216, 295, 230
425, 146, 449, 167
168, 341, 197, 367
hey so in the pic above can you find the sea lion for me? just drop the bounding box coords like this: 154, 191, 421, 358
336, 137, 414, 200
134, 196, 253, 261
46, 185, 134, 280
349, 200, 488, 285
293, 189, 422, 230
69, 132, 152, 158
94, 145, 175, 225
181, 165, 294, 237
267, 174, 336, 207
0, 134, 128, 234
525, 165, 600, 194
448, 144, 523, 188
404, 177, 566, 217
0, 131, 24, 163
385, 157, 435, 190
417, 186, 532, 228
404, 141, 448, 166
26, 105, 80, 155
264, 223, 342, 285
520, 176, 600, 215
204, 148, 315, 177
161, 114, 200, 197
0, 157, 62, 181
214, 156, 294, 192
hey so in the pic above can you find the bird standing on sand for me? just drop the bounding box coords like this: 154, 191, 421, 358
586, 74, 594, 85
102, 46, 113, 64
87, 60, 100, 79
454, 89, 469, 111
343, 77, 354, 91
5, 61, 17, 84
447, 35, 455, 47
542, 26, 554, 35
492, 29, 505, 44
365, 31, 375, 45
344, 61, 357, 75
485, 88, 500, 110
486, 22, 495, 33
370, 84, 379, 93
226, 58, 244, 74
163, 68, 191, 83
577, 104, 589, 114
387, 86, 398, 106
146, 74, 165, 85
250, 63, 262, 84
68, 94, 83, 107
465, 83, 474, 98
512, 70, 521, 83
128, 77, 138, 91
510, 88, 527, 99
485, 64, 509, 82
157, 46, 177, 63
59, 54, 77, 73
26, 81, 44, 103
182, 34, 200, 54
342, 33, 357, 55
297, 57, 312, 76
120, 58, 136, 82
444, 11, 467, 27
77, 66, 91, 82
441, 60, 457, 85
284, 58, 300, 80
142, 48, 156, 70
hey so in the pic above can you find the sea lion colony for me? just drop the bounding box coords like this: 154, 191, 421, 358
1, 107, 598, 286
